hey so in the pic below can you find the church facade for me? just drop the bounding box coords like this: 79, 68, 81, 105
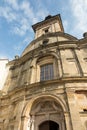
0, 14, 87, 130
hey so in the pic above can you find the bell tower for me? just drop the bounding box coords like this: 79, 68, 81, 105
32, 14, 64, 39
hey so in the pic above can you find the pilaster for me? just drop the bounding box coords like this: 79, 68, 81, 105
66, 88, 85, 130
64, 112, 72, 130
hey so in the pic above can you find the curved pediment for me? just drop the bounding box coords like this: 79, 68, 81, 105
21, 32, 78, 57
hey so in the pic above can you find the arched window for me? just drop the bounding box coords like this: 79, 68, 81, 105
40, 63, 54, 81
45, 29, 49, 33
43, 27, 50, 34
36, 55, 59, 83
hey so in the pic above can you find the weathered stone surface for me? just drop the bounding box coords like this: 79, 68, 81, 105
0, 14, 87, 130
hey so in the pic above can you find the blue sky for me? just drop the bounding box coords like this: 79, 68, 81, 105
0, 0, 87, 60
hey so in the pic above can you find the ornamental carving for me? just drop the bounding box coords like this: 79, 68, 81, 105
31, 100, 62, 115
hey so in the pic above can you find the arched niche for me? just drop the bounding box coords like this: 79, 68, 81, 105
30, 96, 65, 130
21, 94, 68, 130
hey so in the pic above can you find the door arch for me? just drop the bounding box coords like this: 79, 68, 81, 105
21, 95, 67, 130
39, 120, 59, 130
30, 96, 65, 130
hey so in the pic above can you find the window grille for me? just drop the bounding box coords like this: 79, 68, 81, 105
40, 64, 54, 81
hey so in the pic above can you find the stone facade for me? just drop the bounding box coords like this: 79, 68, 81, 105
0, 59, 9, 90
0, 14, 87, 130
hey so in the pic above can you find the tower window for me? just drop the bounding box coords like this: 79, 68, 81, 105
45, 29, 48, 33
40, 63, 54, 81
43, 27, 49, 34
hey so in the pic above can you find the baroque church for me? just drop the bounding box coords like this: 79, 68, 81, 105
0, 14, 87, 130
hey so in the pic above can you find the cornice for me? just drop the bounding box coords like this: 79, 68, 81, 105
0, 77, 87, 102
21, 32, 78, 57
7, 40, 80, 68
7, 37, 87, 68
77, 38, 87, 48
3, 76, 87, 94
32, 14, 64, 32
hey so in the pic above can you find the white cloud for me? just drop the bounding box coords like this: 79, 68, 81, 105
63, 20, 68, 32
12, 18, 31, 36
4, 0, 19, 10
37, 10, 49, 20
70, 0, 87, 36
13, 26, 25, 36
0, 1, 34, 35
0, 0, 49, 36
20, 1, 39, 24
14, 36, 32, 52
0, 6, 17, 22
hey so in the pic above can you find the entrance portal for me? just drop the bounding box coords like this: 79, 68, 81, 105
39, 121, 59, 130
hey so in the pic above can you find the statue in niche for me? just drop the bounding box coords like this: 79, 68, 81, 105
27, 115, 35, 130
